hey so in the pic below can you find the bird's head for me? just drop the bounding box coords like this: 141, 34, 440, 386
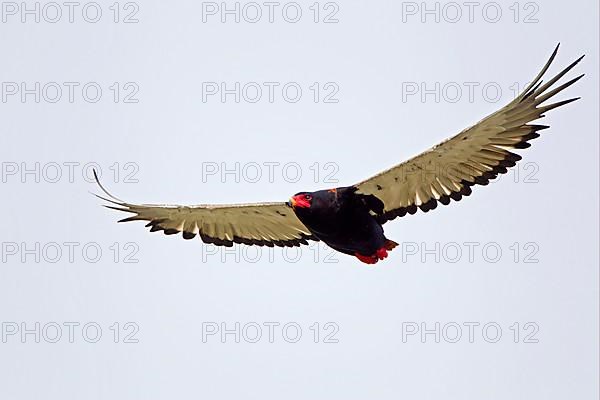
288, 192, 313, 209
287, 188, 341, 220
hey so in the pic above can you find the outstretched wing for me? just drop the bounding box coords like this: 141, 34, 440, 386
93, 172, 315, 247
355, 45, 584, 223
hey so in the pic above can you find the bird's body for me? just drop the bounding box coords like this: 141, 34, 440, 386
289, 188, 397, 263
94, 45, 584, 264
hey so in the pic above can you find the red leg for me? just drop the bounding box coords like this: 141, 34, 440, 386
354, 252, 378, 264
376, 247, 388, 260
355, 241, 398, 264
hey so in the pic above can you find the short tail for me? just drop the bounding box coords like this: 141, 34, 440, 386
385, 239, 398, 251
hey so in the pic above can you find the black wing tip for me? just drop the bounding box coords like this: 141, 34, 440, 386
91, 168, 127, 204
550, 44, 586, 62
572, 73, 586, 83
552, 44, 586, 64
523, 44, 583, 100
565, 54, 586, 71
548, 43, 560, 63
118, 216, 143, 223
196, 232, 316, 248
543, 97, 581, 111
559, 96, 581, 104
545, 44, 587, 74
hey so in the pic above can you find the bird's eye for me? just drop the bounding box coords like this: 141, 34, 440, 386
305, 195, 312, 200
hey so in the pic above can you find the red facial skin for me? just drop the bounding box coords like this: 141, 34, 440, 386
290, 194, 311, 209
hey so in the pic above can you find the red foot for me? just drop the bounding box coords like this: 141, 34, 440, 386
376, 247, 388, 259
355, 242, 397, 264
355, 253, 378, 264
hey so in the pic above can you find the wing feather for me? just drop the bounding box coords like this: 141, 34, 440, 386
355, 45, 584, 223
93, 171, 315, 247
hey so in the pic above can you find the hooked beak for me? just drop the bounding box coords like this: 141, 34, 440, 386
288, 195, 310, 209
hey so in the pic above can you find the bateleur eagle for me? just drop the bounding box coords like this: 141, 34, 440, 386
94, 45, 584, 264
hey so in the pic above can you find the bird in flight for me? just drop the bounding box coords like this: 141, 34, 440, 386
95, 45, 583, 264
